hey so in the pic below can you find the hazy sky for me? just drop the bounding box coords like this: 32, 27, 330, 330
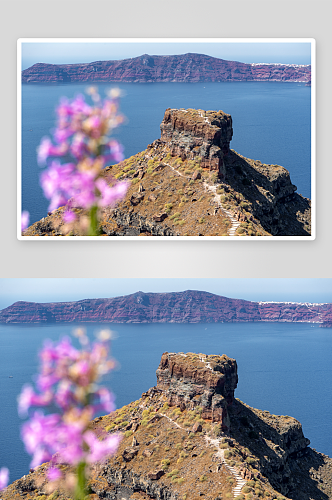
20, 40, 312, 70
0, 279, 330, 310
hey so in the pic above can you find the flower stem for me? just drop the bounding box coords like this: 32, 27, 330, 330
88, 205, 100, 236
75, 461, 87, 500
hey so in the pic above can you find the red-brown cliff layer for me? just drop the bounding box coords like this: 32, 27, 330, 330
160, 108, 233, 175
0, 291, 331, 326
156, 352, 238, 429
21, 53, 311, 84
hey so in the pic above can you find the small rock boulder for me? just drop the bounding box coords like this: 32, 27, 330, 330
142, 449, 153, 458
147, 470, 165, 480
152, 213, 168, 222
130, 193, 144, 206
153, 163, 166, 172
192, 171, 201, 180
122, 446, 139, 462
148, 414, 161, 424
192, 422, 202, 433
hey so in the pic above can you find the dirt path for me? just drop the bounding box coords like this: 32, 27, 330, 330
158, 412, 246, 499
163, 161, 240, 236
203, 182, 240, 236
206, 436, 247, 498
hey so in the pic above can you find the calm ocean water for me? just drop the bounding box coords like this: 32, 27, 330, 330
0, 322, 330, 482
21, 82, 311, 224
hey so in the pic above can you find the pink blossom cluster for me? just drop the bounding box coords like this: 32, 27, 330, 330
37, 87, 128, 219
18, 332, 121, 472
21, 211, 30, 232
0, 468, 9, 490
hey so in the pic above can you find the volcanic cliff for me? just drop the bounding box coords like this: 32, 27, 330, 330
2, 352, 332, 500
0, 290, 331, 326
23, 107, 311, 237
21, 53, 311, 84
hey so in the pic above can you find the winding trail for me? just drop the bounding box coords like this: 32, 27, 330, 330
203, 182, 240, 236
158, 412, 246, 498
206, 436, 247, 499
161, 161, 239, 236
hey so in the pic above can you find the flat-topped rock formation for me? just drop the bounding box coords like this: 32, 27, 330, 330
3, 352, 331, 500
160, 108, 233, 177
156, 352, 238, 429
21, 53, 311, 84
1, 291, 331, 325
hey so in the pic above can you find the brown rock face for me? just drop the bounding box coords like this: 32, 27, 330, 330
160, 108, 233, 177
156, 352, 238, 430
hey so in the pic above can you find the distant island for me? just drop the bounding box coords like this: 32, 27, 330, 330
0, 290, 331, 326
21, 53, 311, 84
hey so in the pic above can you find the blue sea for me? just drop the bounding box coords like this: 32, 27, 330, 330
21, 82, 311, 224
1, 321, 331, 482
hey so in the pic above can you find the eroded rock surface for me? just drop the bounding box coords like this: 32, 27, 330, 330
160, 108, 233, 176
156, 352, 238, 429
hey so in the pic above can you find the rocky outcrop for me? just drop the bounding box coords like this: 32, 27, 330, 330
160, 108, 233, 176
21, 53, 311, 84
0, 290, 331, 325
156, 352, 238, 429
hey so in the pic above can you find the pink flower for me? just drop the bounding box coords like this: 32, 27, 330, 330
47, 467, 62, 481
93, 387, 116, 413
37, 89, 127, 234
84, 431, 121, 464
70, 172, 96, 209
18, 385, 52, 416
21, 411, 60, 466
70, 133, 86, 159
108, 140, 124, 163
63, 210, 76, 224
70, 94, 91, 115
37, 137, 54, 165
19, 336, 120, 470
37, 138, 69, 166
56, 97, 74, 118
54, 380, 73, 410
96, 179, 128, 207
53, 126, 73, 144
21, 211, 30, 231
40, 161, 76, 211
0, 468, 9, 490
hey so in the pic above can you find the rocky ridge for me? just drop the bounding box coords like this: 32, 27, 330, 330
21, 53, 311, 84
23, 107, 311, 237
1, 290, 331, 326
2, 352, 331, 500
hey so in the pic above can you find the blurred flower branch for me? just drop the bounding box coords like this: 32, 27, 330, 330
1, 329, 120, 499
22, 87, 128, 235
